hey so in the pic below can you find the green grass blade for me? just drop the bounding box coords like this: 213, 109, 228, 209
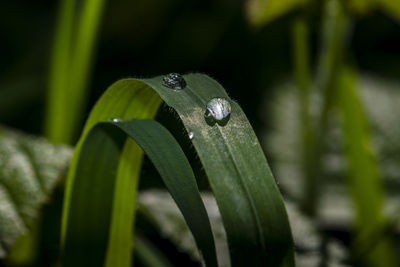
66, 0, 107, 142
45, 0, 106, 143
291, 16, 316, 217
112, 119, 218, 267
143, 74, 294, 266
61, 79, 163, 267
63, 74, 294, 266
45, 0, 75, 143
337, 65, 398, 267
63, 119, 218, 267
62, 123, 122, 267
301, 0, 350, 215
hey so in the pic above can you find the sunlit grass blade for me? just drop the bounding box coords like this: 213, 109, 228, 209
66, 0, 106, 142
62, 119, 218, 267
62, 73, 294, 266
45, 0, 75, 143
45, 0, 106, 144
62, 79, 163, 267
337, 65, 398, 267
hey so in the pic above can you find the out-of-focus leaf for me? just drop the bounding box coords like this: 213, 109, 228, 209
138, 190, 230, 267
138, 190, 350, 267
337, 66, 398, 266
264, 74, 400, 225
291, 15, 316, 217
346, 0, 400, 20
45, 0, 75, 143
246, 0, 307, 27
299, 0, 350, 216
379, 0, 400, 21
0, 126, 72, 258
347, 0, 377, 15
45, 0, 106, 144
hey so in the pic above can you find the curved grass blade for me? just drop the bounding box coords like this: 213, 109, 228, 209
62, 79, 163, 267
62, 119, 218, 267
63, 74, 294, 266
143, 74, 294, 266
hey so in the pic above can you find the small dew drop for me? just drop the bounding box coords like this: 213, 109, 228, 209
188, 132, 194, 140
205, 97, 231, 126
108, 118, 121, 123
162, 73, 186, 90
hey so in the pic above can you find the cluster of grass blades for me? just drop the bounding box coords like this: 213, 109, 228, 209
61, 73, 295, 267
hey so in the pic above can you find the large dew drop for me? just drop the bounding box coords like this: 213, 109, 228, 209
205, 97, 231, 125
162, 73, 186, 90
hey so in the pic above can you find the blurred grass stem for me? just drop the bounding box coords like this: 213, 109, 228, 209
45, 0, 106, 144
291, 14, 316, 216
338, 65, 398, 267
299, 0, 349, 216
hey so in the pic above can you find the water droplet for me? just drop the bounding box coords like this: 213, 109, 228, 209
162, 73, 186, 90
188, 132, 194, 140
108, 118, 121, 123
205, 98, 231, 125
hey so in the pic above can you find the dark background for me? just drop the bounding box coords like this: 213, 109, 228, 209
1, 1, 400, 266
1, 0, 399, 139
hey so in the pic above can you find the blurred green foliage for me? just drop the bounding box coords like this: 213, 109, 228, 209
1, 0, 400, 266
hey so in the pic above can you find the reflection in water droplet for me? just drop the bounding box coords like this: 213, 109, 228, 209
162, 73, 186, 90
205, 98, 231, 126
108, 118, 121, 123
188, 132, 194, 140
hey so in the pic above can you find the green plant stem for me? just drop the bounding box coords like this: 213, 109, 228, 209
337, 65, 398, 267
300, 0, 350, 216
291, 15, 315, 215
45, 0, 75, 143
67, 0, 106, 142
45, 0, 106, 144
